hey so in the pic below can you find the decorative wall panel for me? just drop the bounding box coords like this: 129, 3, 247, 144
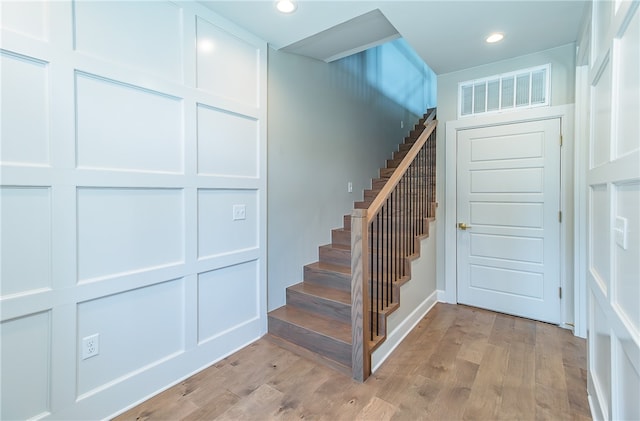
0, 187, 51, 296
0, 51, 49, 166
615, 338, 640, 421
592, 294, 612, 417
197, 104, 258, 177
196, 17, 258, 106
613, 182, 639, 333
0, 311, 51, 420
75, 73, 183, 173
197, 189, 258, 258
77, 188, 184, 282
77, 279, 185, 396
197, 261, 258, 343
613, 10, 639, 158
591, 59, 612, 168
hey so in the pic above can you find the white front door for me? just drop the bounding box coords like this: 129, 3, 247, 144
456, 118, 561, 323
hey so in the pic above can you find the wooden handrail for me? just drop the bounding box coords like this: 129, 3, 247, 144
366, 119, 437, 221
351, 109, 437, 382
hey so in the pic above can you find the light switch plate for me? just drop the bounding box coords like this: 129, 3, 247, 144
614, 216, 628, 250
233, 204, 246, 220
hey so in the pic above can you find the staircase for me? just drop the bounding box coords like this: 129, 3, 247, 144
267, 110, 436, 378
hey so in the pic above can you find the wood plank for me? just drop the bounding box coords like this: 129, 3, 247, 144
355, 396, 398, 421
424, 358, 479, 420
498, 341, 536, 419
462, 343, 510, 420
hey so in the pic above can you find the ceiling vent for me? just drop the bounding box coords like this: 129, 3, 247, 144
458, 64, 550, 118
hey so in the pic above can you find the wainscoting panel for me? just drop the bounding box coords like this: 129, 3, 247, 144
0, 51, 49, 166
197, 261, 259, 344
75, 73, 184, 173
589, 184, 609, 295
613, 182, 639, 335
0, 311, 51, 420
612, 9, 639, 159
76, 188, 185, 283
197, 104, 258, 177
197, 188, 258, 258
76, 279, 185, 397
196, 16, 259, 106
0, 187, 52, 296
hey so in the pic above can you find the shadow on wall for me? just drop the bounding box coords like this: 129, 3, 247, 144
334, 38, 437, 117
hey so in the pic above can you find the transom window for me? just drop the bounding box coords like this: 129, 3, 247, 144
458, 64, 551, 118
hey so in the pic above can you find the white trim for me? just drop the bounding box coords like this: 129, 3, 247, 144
444, 104, 578, 328
436, 289, 448, 302
573, 65, 589, 338
370, 290, 438, 373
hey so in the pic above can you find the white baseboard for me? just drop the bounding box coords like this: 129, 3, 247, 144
371, 290, 439, 373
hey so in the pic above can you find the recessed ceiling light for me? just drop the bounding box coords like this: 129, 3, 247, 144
486, 33, 505, 43
276, 0, 297, 13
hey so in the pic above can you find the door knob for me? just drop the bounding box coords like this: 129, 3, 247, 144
458, 222, 471, 230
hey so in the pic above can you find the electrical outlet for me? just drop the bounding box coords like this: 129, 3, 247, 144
400, 120, 404, 129
233, 204, 246, 220
348, 182, 353, 193
82, 334, 100, 360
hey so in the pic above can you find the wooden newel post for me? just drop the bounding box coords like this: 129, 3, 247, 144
351, 209, 370, 381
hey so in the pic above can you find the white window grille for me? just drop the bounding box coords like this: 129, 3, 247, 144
458, 64, 551, 118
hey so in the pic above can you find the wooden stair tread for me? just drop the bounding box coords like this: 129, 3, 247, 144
268, 306, 351, 344
289, 282, 351, 305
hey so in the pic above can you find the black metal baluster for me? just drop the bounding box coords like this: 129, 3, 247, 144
376, 211, 380, 337
369, 220, 374, 341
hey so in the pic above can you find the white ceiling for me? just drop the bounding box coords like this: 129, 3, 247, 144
200, 1, 588, 74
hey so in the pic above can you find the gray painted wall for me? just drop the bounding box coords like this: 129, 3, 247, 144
268, 42, 435, 310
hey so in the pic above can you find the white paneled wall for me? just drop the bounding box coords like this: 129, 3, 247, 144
579, 1, 640, 419
0, 1, 267, 419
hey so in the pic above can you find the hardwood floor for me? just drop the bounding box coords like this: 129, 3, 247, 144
114, 303, 591, 420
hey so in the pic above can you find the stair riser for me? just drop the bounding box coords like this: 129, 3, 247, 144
368, 285, 401, 302
380, 168, 395, 178
343, 214, 351, 230
331, 229, 351, 246
286, 288, 351, 323
393, 150, 409, 160
304, 265, 350, 291
268, 316, 352, 367
319, 245, 351, 267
